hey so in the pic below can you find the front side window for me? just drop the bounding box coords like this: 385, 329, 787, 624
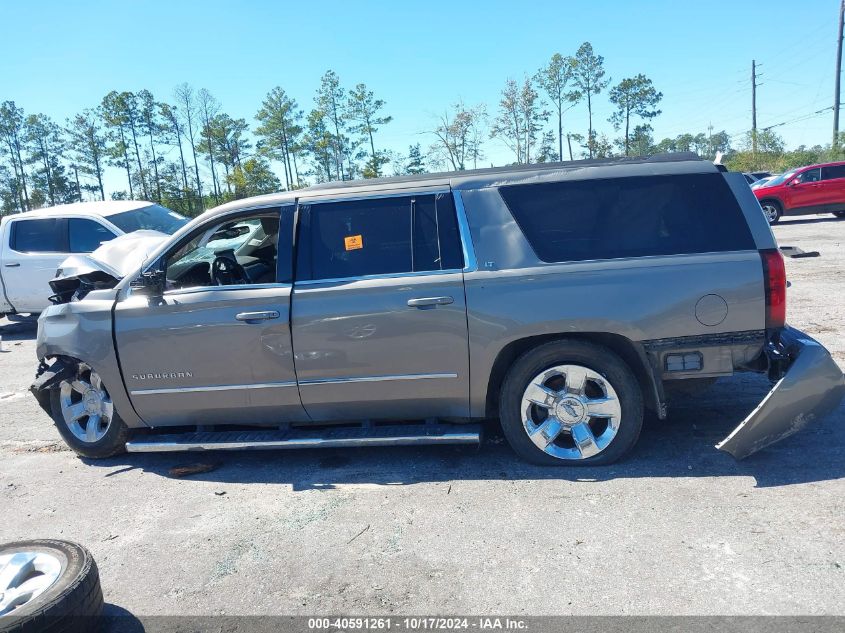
68, 218, 117, 253
499, 173, 756, 263
796, 168, 821, 184
164, 212, 280, 290
298, 193, 463, 281
11, 218, 64, 253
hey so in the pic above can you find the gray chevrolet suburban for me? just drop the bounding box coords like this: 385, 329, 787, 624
30, 154, 845, 465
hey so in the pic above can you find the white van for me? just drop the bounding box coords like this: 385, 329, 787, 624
0, 200, 188, 315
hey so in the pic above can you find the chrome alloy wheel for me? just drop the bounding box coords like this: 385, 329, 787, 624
520, 364, 622, 460
761, 204, 779, 224
0, 551, 62, 615
59, 364, 113, 444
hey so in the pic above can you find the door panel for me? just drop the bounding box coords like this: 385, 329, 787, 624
291, 272, 469, 421
1, 217, 68, 313
115, 286, 307, 426
787, 169, 825, 210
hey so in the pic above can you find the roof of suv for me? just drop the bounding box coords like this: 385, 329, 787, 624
6, 200, 156, 219
208, 152, 719, 218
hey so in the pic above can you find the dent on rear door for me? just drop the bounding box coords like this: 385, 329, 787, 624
716, 327, 845, 459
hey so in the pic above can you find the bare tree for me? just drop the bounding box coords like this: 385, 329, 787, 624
429, 102, 486, 171
174, 83, 203, 211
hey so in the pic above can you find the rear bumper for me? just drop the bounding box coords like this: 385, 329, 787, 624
716, 326, 845, 459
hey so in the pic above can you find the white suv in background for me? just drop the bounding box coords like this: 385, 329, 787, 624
0, 200, 188, 315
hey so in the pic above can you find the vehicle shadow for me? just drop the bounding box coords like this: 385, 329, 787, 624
0, 314, 37, 342
84, 373, 845, 490
778, 216, 844, 226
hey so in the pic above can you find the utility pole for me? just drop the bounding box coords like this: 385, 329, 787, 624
834, 0, 844, 147
752, 60, 758, 154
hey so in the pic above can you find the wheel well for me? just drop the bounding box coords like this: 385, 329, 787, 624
758, 198, 782, 210
484, 333, 662, 418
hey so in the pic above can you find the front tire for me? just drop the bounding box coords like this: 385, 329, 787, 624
49, 363, 131, 459
499, 340, 644, 466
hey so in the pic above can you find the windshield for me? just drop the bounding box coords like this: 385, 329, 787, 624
763, 170, 797, 187
107, 204, 189, 235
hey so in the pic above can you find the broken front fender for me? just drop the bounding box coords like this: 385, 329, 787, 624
717, 326, 845, 459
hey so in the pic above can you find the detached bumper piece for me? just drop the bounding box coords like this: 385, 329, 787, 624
717, 326, 845, 459
29, 357, 76, 415
126, 423, 481, 453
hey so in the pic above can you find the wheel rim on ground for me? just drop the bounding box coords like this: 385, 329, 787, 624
0, 551, 62, 615
59, 364, 113, 443
520, 364, 622, 460
761, 204, 778, 223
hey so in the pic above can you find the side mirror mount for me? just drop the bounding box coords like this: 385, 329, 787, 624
130, 268, 166, 296
786, 179, 796, 187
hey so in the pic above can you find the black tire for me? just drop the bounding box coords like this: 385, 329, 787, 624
49, 386, 131, 460
833, 211, 845, 218
499, 340, 644, 466
760, 200, 782, 225
0, 540, 103, 633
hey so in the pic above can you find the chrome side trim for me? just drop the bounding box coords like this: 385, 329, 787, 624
295, 269, 462, 287
452, 190, 478, 273
299, 372, 458, 386
297, 186, 451, 205
163, 282, 291, 297
130, 381, 297, 396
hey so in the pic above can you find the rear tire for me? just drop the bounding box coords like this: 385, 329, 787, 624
499, 340, 644, 466
760, 200, 782, 225
0, 540, 103, 633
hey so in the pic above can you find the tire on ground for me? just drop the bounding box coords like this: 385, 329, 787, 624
0, 540, 103, 633
499, 339, 644, 466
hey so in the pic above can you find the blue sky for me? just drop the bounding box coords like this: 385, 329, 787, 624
2, 0, 841, 192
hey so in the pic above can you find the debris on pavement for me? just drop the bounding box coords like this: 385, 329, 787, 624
168, 462, 218, 478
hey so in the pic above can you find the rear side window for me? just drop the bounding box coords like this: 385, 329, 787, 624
68, 218, 116, 253
298, 193, 464, 281
10, 218, 64, 253
499, 173, 756, 263
821, 164, 845, 180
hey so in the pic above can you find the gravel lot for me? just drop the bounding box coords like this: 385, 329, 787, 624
0, 215, 843, 619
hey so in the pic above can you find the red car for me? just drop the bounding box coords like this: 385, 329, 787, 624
753, 161, 845, 224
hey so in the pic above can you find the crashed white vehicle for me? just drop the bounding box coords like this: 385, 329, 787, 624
0, 200, 187, 315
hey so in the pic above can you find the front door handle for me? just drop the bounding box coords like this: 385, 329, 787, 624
4, 262, 20, 267
235, 310, 280, 323
407, 296, 454, 308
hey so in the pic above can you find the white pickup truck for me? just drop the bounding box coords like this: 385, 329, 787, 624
0, 200, 188, 315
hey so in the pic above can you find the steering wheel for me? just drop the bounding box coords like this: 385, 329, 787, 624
211, 251, 250, 286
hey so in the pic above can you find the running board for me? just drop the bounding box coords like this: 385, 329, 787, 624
125, 423, 481, 453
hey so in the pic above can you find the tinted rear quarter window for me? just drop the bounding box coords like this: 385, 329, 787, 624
499, 173, 756, 263
11, 218, 65, 253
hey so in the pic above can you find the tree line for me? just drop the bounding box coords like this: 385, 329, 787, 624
2, 41, 843, 217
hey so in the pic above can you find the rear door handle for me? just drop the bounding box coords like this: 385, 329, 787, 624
407, 296, 454, 308
4, 263, 20, 267
235, 310, 280, 322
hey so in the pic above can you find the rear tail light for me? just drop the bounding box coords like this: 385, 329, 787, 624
761, 248, 786, 329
